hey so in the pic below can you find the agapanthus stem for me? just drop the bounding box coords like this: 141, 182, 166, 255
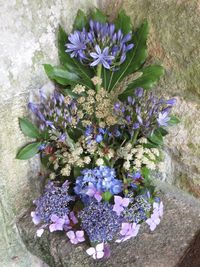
131, 129, 140, 146
96, 64, 102, 91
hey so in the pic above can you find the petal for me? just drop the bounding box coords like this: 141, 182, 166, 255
102, 59, 110, 69
96, 243, 104, 252
76, 230, 84, 238
49, 223, 57, 232
95, 192, 102, 202
90, 52, 99, 59
90, 58, 100, 67
67, 230, 75, 239
95, 44, 101, 54
86, 247, 95, 256
114, 196, 122, 205
96, 251, 104, 259
36, 228, 44, 237
122, 198, 130, 207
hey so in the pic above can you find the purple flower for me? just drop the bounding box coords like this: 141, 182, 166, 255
90, 45, 114, 69
116, 222, 140, 243
146, 202, 163, 231
49, 214, 65, 232
31, 211, 41, 225
86, 243, 105, 260
67, 230, 85, 244
65, 31, 88, 59
157, 111, 170, 126
113, 196, 130, 216
65, 20, 134, 69
86, 183, 102, 202
135, 87, 144, 97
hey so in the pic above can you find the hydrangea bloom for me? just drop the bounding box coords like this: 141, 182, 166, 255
146, 201, 164, 231
74, 166, 122, 202
123, 194, 152, 223
33, 182, 74, 224
66, 20, 134, 69
67, 230, 85, 244
79, 201, 122, 242
116, 222, 140, 243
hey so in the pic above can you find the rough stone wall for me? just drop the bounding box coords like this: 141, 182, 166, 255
0, 1, 96, 266
114, 0, 200, 197
1, 0, 200, 266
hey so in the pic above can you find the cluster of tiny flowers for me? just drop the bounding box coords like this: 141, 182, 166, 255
52, 142, 90, 177
123, 193, 152, 223
28, 90, 79, 132
114, 88, 176, 136
77, 83, 117, 127
74, 166, 122, 202
66, 20, 134, 69
32, 181, 74, 224
79, 201, 122, 242
117, 138, 160, 171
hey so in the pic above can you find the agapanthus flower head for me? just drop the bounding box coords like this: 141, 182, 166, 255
114, 89, 176, 136
74, 166, 122, 202
65, 20, 134, 69
79, 201, 122, 242
28, 90, 79, 132
33, 181, 74, 224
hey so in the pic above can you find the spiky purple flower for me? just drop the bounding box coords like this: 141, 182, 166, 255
28, 90, 79, 132
65, 20, 134, 70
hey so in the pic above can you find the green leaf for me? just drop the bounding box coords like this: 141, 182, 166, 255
148, 128, 163, 146
158, 127, 168, 136
119, 65, 164, 99
115, 9, 132, 34
107, 20, 149, 91
102, 191, 112, 202
73, 10, 88, 30
16, 142, 41, 160
91, 8, 107, 23
44, 64, 79, 86
57, 26, 94, 89
168, 115, 180, 125
19, 118, 41, 139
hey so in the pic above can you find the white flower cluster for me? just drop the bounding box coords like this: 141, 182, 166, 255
117, 138, 160, 171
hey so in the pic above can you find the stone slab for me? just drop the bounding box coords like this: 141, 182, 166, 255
17, 182, 200, 267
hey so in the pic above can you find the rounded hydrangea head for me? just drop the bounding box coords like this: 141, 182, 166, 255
74, 166, 122, 202
123, 194, 152, 223
65, 20, 134, 69
79, 201, 122, 242
34, 182, 74, 223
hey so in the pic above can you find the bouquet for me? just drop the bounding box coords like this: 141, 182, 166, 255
16, 8, 179, 260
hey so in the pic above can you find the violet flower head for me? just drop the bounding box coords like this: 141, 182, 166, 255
79, 201, 122, 242
86, 243, 105, 260
116, 222, 140, 243
49, 214, 66, 232
113, 196, 130, 216
90, 45, 115, 69
33, 182, 74, 224
65, 20, 134, 70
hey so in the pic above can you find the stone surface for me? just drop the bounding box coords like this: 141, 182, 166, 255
17, 183, 200, 267
114, 0, 200, 197
0, 1, 96, 266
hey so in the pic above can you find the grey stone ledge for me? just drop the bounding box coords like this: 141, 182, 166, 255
16, 182, 200, 267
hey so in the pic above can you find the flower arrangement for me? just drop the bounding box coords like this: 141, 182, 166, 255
16, 9, 179, 260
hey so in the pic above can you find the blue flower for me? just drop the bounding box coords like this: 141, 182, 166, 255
74, 166, 122, 202
90, 45, 114, 69
65, 20, 134, 70
157, 111, 170, 127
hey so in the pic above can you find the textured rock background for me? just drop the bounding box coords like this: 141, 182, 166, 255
111, 0, 200, 197
1, 0, 200, 266
0, 1, 96, 266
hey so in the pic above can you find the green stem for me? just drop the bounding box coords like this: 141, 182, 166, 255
96, 64, 102, 91
131, 129, 140, 146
